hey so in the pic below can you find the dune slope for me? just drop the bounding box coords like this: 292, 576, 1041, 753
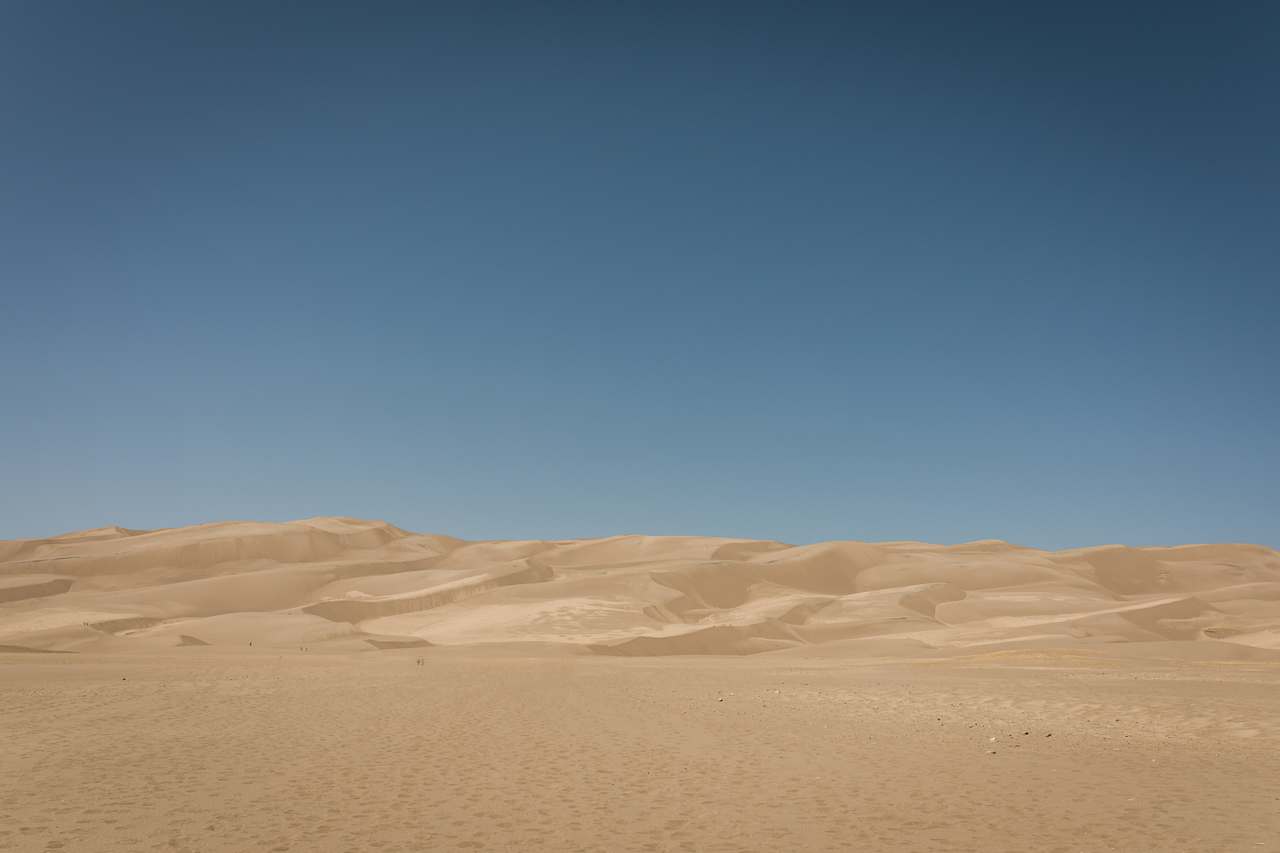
1, 518, 1277, 657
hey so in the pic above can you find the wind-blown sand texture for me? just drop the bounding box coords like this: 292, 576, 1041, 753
3, 517, 1279, 656
2, 518, 1279, 851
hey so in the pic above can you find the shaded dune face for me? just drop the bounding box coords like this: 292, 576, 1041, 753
1, 518, 1278, 657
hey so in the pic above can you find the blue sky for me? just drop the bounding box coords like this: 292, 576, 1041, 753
2, 2, 1277, 548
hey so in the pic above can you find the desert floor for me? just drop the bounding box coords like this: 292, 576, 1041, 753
3, 645, 1278, 853
4, 518, 1280, 851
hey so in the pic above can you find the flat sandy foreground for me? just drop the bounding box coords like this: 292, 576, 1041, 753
3, 518, 1280, 851
2, 647, 1279, 853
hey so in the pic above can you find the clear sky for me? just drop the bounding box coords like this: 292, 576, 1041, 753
2, 2, 1277, 548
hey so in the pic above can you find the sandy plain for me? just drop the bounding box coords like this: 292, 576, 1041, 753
2, 518, 1278, 851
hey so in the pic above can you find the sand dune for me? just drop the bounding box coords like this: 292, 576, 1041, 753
3, 518, 1280, 852
1, 517, 1277, 658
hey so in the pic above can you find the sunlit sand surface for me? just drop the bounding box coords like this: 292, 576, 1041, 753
3, 519, 1278, 851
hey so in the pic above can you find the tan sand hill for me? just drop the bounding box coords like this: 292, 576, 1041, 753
1, 517, 1277, 656
3, 518, 1280, 852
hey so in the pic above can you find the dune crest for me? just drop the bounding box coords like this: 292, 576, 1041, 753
1, 518, 1277, 656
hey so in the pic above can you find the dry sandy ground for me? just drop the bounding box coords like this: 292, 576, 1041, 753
2, 518, 1280, 851
2, 647, 1278, 853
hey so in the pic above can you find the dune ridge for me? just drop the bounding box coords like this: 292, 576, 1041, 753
1, 517, 1277, 657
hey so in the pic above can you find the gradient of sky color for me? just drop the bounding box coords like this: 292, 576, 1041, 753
2, 2, 1277, 548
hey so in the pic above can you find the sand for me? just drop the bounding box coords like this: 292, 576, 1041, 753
2, 518, 1279, 851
